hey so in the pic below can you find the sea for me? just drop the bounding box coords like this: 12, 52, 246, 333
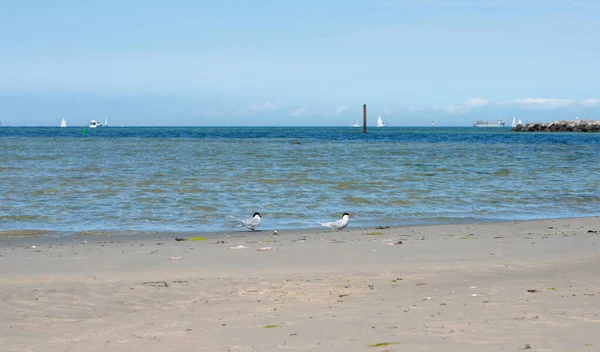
1, 126, 599, 237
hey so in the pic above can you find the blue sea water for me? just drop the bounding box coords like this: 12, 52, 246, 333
1, 126, 599, 236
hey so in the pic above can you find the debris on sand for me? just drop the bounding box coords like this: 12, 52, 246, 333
229, 245, 248, 250
175, 237, 186, 241
168, 256, 184, 260
257, 247, 277, 251
368, 341, 402, 347
141, 281, 169, 287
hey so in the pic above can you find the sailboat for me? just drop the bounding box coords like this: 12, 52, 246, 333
104, 117, 108, 127
351, 120, 360, 127
511, 117, 516, 127
60, 117, 67, 128
517, 117, 523, 126
376, 116, 385, 127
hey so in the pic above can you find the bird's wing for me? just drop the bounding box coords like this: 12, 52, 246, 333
246, 218, 260, 227
317, 221, 335, 229
228, 215, 247, 227
331, 219, 344, 228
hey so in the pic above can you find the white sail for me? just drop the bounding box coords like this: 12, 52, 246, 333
60, 118, 67, 128
105, 117, 108, 127
376, 116, 385, 127
517, 118, 523, 125
511, 117, 516, 127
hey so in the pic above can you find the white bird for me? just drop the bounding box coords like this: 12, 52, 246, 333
230, 212, 262, 231
317, 213, 352, 231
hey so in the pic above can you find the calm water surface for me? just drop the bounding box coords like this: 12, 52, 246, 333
1, 126, 599, 236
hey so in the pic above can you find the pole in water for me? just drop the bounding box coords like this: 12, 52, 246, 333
363, 104, 367, 133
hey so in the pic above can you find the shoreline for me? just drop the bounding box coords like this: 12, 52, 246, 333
2, 214, 599, 243
2, 216, 599, 351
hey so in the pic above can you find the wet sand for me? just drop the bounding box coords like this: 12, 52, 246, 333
1, 217, 599, 351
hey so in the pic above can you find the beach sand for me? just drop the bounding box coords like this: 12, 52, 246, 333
1, 217, 599, 351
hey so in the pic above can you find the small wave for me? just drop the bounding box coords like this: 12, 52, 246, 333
492, 168, 511, 176
391, 199, 413, 205
256, 179, 286, 184
0, 166, 25, 172
180, 188, 209, 193
16, 155, 60, 161
0, 215, 53, 221
0, 230, 56, 238
30, 189, 60, 195
189, 205, 217, 212
333, 182, 355, 190
74, 230, 153, 237
343, 196, 375, 205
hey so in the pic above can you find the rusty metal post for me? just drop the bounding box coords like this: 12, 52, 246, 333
363, 104, 367, 133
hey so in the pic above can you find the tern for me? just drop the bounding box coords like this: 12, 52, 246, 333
317, 213, 352, 231
230, 212, 262, 231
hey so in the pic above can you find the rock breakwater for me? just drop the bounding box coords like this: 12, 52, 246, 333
512, 119, 600, 132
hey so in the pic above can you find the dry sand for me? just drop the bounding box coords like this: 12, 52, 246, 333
1, 217, 599, 351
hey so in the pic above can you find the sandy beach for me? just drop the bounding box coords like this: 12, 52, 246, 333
1, 217, 599, 351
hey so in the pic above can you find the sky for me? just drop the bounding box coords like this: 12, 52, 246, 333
1, 0, 599, 126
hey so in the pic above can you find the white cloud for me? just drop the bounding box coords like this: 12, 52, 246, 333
291, 107, 308, 116
582, 99, 600, 107
504, 98, 600, 109
464, 98, 489, 108
432, 98, 489, 114
432, 104, 465, 114
510, 98, 574, 109
262, 102, 279, 110
407, 105, 425, 112
235, 101, 280, 115
335, 105, 349, 114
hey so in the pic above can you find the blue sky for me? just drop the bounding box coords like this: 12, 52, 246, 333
1, 0, 599, 126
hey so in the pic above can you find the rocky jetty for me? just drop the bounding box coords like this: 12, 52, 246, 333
512, 119, 600, 132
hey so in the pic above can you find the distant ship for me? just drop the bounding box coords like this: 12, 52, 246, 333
376, 116, 385, 127
89, 120, 102, 128
472, 118, 506, 127
351, 120, 360, 127
60, 118, 67, 128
